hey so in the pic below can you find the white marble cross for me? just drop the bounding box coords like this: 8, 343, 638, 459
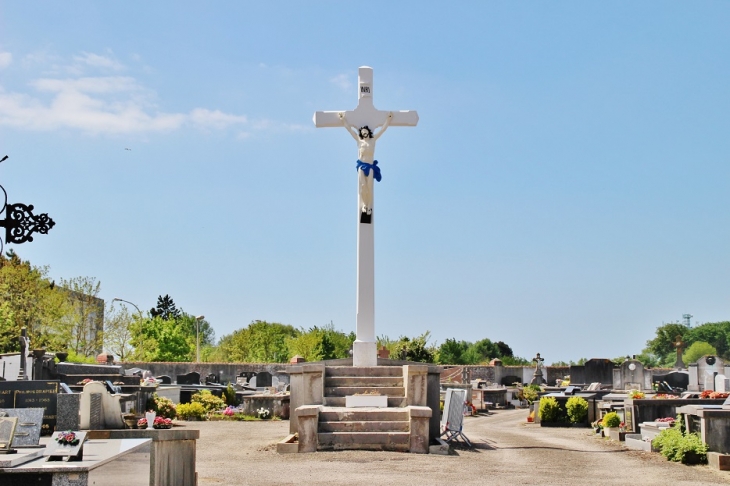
314, 66, 418, 367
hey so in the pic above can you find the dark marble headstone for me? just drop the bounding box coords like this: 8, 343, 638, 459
56, 394, 80, 431
176, 372, 201, 385
256, 371, 272, 387
652, 371, 689, 390
0, 380, 59, 434
583, 359, 615, 385
205, 373, 219, 385
157, 375, 172, 385
569, 365, 586, 385
500, 375, 522, 386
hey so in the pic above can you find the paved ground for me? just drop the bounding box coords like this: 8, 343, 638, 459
189, 409, 730, 485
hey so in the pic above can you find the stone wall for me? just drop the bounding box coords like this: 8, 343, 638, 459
121, 362, 290, 385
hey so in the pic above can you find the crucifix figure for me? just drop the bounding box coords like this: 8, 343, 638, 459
530, 353, 545, 385
314, 67, 418, 366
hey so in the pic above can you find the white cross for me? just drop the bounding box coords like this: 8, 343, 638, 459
314, 66, 418, 367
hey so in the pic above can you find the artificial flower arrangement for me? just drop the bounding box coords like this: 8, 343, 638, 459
76, 379, 93, 385
655, 417, 675, 424
137, 416, 173, 429
628, 390, 645, 399
257, 407, 271, 419
223, 406, 236, 417
653, 394, 679, 399
700, 390, 729, 399
55, 431, 80, 446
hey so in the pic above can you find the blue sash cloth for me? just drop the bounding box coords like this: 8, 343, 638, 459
356, 160, 382, 182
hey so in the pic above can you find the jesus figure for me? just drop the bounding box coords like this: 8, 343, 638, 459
338, 111, 393, 217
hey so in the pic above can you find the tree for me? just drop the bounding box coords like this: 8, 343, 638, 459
58, 276, 104, 356
686, 322, 730, 360
133, 316, 193, 362
218, 321, 299, 362
150, 294, 181, 320
643, 322, 690, 359
104, 303, 136, 361
437, 338, 470, 365
287, 324, 354, 362
392, 332, 435, 363
683, 341, 717, 365
0, 250, 69, 352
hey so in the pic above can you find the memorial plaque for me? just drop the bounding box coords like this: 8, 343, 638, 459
0, 417, 18, 452
44, 431, 87, 461
0, 381, 60, 434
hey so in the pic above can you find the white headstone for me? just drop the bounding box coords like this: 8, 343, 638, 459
715, 374, 730, 393
704, 371, 716, 392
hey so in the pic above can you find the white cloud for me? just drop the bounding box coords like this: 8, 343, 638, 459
73, 52, 124, 71
0, 74, 247, 135
0, 52, 12, 69
189, 108, 247, 130
329, 73, 352, 92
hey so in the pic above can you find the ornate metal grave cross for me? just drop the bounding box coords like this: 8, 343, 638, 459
314, 67, 418, 366
0, 155, 55, 252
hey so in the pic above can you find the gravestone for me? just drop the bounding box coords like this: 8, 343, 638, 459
569, 365, 586, 385
256, 371, 272, 388
56, 394, 80, 431
614, 359, 645, 390
156, 375, 172, 385
177, 372, 201, 385
0, 380, 59, 434
0, 416, 18, 452
500, 375, 522, 386
238, 371, 256, 383
44, 431, 87, 462
697, 355, 724, 391
0, 408, 43, 447
715, 374, 730, 393
652, 371, 689, 391
205, 373, 219, 385
583, 359, 615, 385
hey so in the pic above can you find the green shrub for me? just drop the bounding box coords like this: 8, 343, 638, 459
176, 402, 206, 421
538, 397, 561, 423
566, 397, 589, 424
191, 389, 226, 413
224, 384, 237, 406
602, 412, 620, 428
522, 385, 540, 404
653, 428, 708, 464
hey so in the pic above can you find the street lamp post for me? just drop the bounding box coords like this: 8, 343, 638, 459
195, 315, 205, 363
112, 298, 143, 361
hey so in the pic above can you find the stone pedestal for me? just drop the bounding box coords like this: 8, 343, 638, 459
297, 406, 320, 453
408, 406, 432, 454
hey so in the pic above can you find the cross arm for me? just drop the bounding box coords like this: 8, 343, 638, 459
313, 109, 419, 129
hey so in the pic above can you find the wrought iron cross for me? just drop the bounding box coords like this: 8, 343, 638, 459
0, 155, 55, 251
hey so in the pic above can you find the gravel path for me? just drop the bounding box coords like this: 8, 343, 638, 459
190, 409, 730, 485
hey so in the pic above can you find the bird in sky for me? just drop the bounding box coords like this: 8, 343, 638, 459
124, 148, 131, 151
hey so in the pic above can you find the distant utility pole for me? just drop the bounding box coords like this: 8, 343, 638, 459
683, 314, 693, 327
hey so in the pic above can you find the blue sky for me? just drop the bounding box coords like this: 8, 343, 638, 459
1, 3, 728, 363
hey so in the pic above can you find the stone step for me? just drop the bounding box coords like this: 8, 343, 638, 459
318, 421, 410, 433
317, 432, 410, 451
324, 376, 403, 387
319, 407, 409, 422
324, 386, 405, 397
323, 396, 406, 407
325, 366, 403, 378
